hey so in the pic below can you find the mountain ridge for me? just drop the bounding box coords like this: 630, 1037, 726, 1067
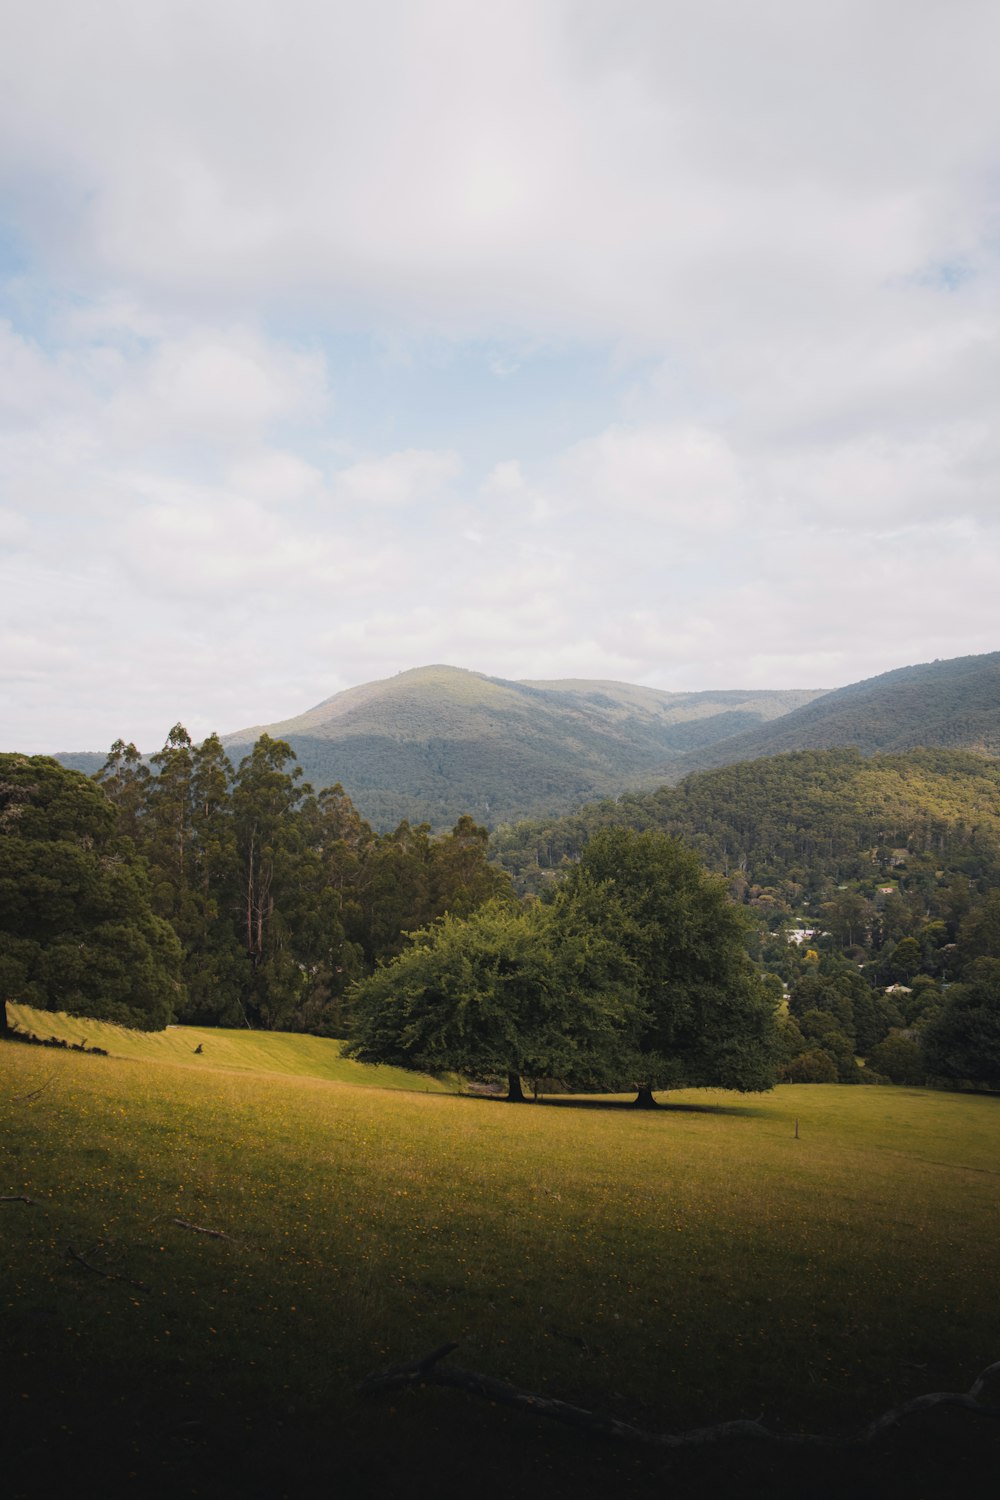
49, 649, 1000, 832
219, 664, 824, 827
658, 650, 1000, 781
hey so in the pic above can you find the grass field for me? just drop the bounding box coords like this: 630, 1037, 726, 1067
5, 1002, 455, 1091
3, 1019, 999, 1499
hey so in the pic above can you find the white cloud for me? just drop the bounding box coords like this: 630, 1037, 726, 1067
330, 449, 461, 509
559, 425, 744, 529
1, 1, 996, 340
2, 2, 1000, 749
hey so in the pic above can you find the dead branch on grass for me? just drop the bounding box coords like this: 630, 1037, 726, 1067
66, 1243, 151, 1293
1, 1194, 39, 1205
358, 1344, 1000, 1450
13, 1073, 55, 1102
172, 1217, 233, 1241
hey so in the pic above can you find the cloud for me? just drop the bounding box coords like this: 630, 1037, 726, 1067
2, 3, 1000, 750
330, 449, 461, 510
558, 425, 744, 529
1, 1, 996, 341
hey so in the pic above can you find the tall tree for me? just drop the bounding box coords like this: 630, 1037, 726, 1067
0, 755, 182, 1033
178, 733, 246, 1025
94, 739, 150, 843
231, 735, 314, 1028
565, 828, 780, 1104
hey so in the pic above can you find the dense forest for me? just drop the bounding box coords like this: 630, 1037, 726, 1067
4, 736, 1000, 1091
1, 729, 510, 1037
494, 747, 1000, 896
491, 748, 1000, 1089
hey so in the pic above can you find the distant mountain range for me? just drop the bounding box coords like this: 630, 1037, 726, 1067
52, 650, 1000, 831
663, 651, 1000, 778
220, 665, 822, 829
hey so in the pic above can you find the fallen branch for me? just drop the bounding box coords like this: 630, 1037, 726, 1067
66, 1244, 151, 1294
358, 1345, 1000, 1450
172, 1217, 233, 1241
1, 1194, 38, 1205
13, 1073, 55, 1103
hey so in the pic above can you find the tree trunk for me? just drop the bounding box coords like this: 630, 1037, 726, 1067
0, 999, 8, 1037
633, 1083, 659, 1108
506, 1071, 526, 1102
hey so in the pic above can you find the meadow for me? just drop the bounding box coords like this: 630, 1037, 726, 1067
3, 1010, 999, 1498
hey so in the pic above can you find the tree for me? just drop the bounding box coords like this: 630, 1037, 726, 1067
348, 895, 637, 1100
94, 738, 151, 841
921, 958, 1000, 1089
231, 735, 314, 1029
955, 892, 1000, 971
177, 733, 246, 1025
867, 1034, 925, 1086
784, 1048, 838, 1083
0, 755, 182, 1033
564, 830, 781, 1104
884, 936, 922, 984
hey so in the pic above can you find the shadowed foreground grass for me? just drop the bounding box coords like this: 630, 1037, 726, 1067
3, 1031, 999, 1499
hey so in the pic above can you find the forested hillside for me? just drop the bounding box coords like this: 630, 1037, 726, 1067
493, 746, 1000, 1089
53, 652, 1000, 832
665, 650, 1000, 778
221, 664, 822, 828
494, 747, 1000, 896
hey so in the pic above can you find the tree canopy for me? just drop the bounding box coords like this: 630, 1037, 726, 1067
0, 754, 182, 1033
564, 829, 781, 1101
348, 895, 638, 1099
921, 958, 1000, 1089
349, 827, 780, 1102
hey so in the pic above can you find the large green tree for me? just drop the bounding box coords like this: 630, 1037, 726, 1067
348, 895, 637, 1099
921, 957, 1000, 1089
0, 755, 183, 1033
565, 828, 780, 1104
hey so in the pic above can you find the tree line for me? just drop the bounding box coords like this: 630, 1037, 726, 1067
0, 741, 782, 1102
3, 736, 997, 1094
0, 729, 508, 1036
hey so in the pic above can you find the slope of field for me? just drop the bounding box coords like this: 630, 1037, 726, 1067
221, 664, 823, 828
668, 649, 1000, 779
3, 1040, 998, 1498
6, 1004, 453, 1092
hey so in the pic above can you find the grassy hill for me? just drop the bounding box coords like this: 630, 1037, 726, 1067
666, 650, 1000, 780
3, 1034, 999, 1498
221, 664, 822, 829
5, 1004, 453, 1091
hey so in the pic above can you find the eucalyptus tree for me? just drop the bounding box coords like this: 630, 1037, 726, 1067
0, 754, 182, 1033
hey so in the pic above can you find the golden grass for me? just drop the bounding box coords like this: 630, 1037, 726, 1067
6, 1002, 453, 1091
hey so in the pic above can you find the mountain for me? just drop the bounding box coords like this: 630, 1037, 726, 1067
53, 651, 1000, 833
221, 664, 823, 829
661, 651, 1000, 781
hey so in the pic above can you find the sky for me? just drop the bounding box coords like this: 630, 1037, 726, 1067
2, 0, 1000, 753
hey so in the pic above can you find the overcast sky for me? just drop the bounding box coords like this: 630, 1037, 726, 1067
2, 0, 999, 752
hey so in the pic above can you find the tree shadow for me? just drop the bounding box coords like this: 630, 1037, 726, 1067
465, 1091, 766, 1117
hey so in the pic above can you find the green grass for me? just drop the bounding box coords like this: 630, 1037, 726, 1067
3, 1031, 999, 1498
6, 1002, 454, 1091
